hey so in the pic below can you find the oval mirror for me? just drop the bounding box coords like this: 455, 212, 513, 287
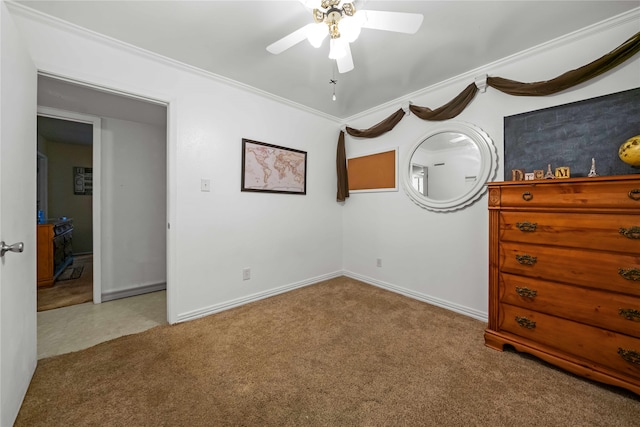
402, 122, 497, 212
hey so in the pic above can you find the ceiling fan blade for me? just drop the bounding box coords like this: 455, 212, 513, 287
267, 24, 313, 55
359, 10, 424, 34
298, 0, 316, 10
337, 43, 354, 74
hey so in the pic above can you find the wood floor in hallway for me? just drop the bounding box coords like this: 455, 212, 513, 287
37, 290, 167, 359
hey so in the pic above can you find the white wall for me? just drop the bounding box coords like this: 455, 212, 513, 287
8, 5, 343, 323
45, 139, 93, 254
424, 144, 480, 200
341, 15, 640, 320
9, 4, 639, 326
101, 117, 166, 296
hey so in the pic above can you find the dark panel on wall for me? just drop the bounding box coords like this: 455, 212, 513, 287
504, 87, 640, 180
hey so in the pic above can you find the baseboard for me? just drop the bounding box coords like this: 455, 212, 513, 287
344, 271, 488, 323
102, 282, 166, 302
176, 271, 344, 323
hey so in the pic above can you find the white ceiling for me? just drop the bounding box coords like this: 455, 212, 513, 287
37, 115, 93, 145
16, 0, 640, 120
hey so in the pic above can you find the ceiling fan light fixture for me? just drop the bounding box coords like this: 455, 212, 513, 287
306, 23, 327, 48
312, 8, 325, 24
340, 15, 362, 43
269, 2, 424, 74
329, 37, 347, 59
321, 0, 340, 9
326, 8, 342, 39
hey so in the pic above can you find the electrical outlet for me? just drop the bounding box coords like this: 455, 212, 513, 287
376, 258, 382, 267
201, 179, 211, 192
242, 268, 251, 280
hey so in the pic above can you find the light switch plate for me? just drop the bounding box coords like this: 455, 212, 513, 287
201, 179, 211, 192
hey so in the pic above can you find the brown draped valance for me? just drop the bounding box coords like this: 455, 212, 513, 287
487, 31, 640, 96
346, 108, 406, 138
336, 131, 349, 202
409, 83, 478, 120
336, 31, 640, 202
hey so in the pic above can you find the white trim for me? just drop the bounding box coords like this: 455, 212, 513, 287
175, 270, 489, 324
5, 1, 342, 124
38, 70, 168, 107
474, 74, 488, 93
37, 106, 103, 304
166, 99, 178, 324
176, 271, 343, 323
343, 271, 488, 322
101, 282, 166, 303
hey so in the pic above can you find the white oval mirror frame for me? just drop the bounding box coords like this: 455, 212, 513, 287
402, 122, 497, 212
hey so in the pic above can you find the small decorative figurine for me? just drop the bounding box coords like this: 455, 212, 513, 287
545, 164, 556, 179
588, 157, 598, 177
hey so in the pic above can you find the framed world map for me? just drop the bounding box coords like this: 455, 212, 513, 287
241, 138, 307, 195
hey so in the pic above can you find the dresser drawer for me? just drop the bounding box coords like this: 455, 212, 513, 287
497, 180, 640, 209
500, 273, 640, 338
500, 303, 640, 380
500, 242, 640, 297
499, 212, 640, 254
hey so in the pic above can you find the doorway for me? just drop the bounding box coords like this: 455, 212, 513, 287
36, 115, 94, 311
36, 74, 170, 357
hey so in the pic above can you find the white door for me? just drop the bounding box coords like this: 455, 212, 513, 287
0, 3, 38, 426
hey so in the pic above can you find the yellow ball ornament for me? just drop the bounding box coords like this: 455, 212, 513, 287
619, 135, 640, 167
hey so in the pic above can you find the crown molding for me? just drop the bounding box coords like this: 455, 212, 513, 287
5, 0, 343, 124
342, 7, 640, 125
6, 1, 638, 126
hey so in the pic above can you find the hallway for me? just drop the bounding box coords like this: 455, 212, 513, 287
37, 290, 167, 359
37, 254, 93, 312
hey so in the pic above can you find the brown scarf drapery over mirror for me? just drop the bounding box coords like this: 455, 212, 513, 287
336, 31, 640, 202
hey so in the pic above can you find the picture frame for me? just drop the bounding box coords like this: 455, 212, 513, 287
241, 138, 307, 195
73, 166, 93, 195
347, 147, 399, 193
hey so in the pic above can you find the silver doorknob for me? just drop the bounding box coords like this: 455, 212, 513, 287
0, 241, 24, 257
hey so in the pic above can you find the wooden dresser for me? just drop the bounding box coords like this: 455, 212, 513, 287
37, 219, 74, 287
485, 175, 640, 395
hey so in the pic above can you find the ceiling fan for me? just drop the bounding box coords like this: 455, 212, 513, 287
266, 0, 424, 73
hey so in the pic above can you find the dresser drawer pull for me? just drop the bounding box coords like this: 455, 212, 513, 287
516, 222, 537, 232
515, 254, 537, 265
629, 189, 640, 201
619, 226, 640, 240
618, 268, 640, 281
515, 287, 537, 298
618, 348, 640, 365
619, 309, 640, 321
515, 316, 536, 329
522, 191, 533, 201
